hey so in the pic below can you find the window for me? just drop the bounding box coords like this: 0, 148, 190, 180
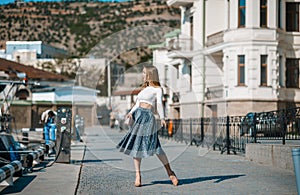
260, 0, 267, 27
164, 65, 168, 87
119, 68, 124, 84
260, 55, 268, 86
185, 61, 192, 91
172, 92, 180, 103
278, 0, 282, 28
238, 0, 246, 27
174, 64, 179, 79
286, 59, 299, 88
189, 64, 192, 91
238, 55, 245, 86
182, 60, 192, 90
120, 95, 126, 100
286, 3, 299, 32
190, 16, 194, 50
190, 16, 193, 38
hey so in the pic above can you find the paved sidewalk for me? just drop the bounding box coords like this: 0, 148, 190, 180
0, 140, 85, 195
77, 126, 297, 195
0, 125, 297, 195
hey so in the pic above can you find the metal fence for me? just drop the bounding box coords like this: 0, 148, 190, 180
159, 107, 300, 154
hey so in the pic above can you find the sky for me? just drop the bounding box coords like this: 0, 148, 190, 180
0, 0, 131, 5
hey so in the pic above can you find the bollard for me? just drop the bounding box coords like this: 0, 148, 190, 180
0, 160, 22, 186
292, 148, 300, 195
22, 132, 29, 145
24, 147, 45, 171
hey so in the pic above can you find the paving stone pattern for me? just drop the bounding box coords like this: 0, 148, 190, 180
76, 126, 297, 195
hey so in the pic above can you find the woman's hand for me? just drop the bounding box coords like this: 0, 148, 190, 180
124, 113, 133, 126
126, 113, 132, 120
161, 119, 166, 128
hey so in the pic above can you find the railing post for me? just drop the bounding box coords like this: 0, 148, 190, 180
201, 117, 204, 142
283, 110, 286, 145
253, 113, 257, 143
226, 115, 230, 155
190, 118, 193, 145
212, 117, 216, 150
179, 119, 182, 142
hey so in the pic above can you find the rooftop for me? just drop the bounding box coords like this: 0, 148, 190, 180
0, 58, 68, 81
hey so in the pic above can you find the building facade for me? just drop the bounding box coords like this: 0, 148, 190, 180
5, 41, 67, 64
153, 0, 300, 119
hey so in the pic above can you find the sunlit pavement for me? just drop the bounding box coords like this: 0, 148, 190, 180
77, 125, 297, 195
0, 125, 296, 195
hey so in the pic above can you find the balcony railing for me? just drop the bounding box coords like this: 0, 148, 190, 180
167, 37, 193, 52
206, 31, 224, 47
167, 0, 195, 7
206, 85, 224, 100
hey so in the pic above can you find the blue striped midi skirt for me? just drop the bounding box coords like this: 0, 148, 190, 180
117, 107, 165, 158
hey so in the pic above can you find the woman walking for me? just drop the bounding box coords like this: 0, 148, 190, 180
117, 66, 178, 187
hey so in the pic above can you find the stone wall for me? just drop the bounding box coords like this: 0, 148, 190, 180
246, 143, 299, 171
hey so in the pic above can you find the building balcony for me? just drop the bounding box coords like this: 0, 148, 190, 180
166, 37, 196, 58
278, 30, 300, 47
205, 85, 224, 100
167, 37, 193, 51
167, 0, 195, 6
206, 31, 224, 48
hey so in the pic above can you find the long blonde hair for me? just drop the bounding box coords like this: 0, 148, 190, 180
141, 66, 161, 89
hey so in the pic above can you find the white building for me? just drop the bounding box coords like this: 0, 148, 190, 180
32, 86, 100, 103
152, 0, 300, 119
111, 66, 143, 116
4, 41, 67, 65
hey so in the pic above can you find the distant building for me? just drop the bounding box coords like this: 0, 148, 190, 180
0, 58, 99, 130
32, 86, 100, 103
14, 0, 25, 4
112, 70, 142, 115
5, 41, 68, 64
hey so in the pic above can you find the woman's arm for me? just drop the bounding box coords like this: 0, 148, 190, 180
129, 98, 140, 115
156, 88, 165, 120
156, 88, 167, 127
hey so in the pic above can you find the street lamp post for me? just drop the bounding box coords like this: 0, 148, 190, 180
107, 60, 111, 109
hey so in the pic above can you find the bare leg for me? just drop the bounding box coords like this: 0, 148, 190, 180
157, 154, 178, 186
156, 153, 172, 175
133, 158, 141, 187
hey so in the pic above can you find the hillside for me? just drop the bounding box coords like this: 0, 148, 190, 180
0, 0, 180, 65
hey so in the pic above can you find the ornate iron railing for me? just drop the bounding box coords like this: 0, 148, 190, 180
158, 107, 300, 154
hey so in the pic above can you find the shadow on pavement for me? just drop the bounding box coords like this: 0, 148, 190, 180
0, 175, 36, 194
82, 159, 123, 163
71, 158, 123, 165
149, 174, 246, 186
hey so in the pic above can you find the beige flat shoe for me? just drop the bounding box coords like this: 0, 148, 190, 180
169, 172, 178, 186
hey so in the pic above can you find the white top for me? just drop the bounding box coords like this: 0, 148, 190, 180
41, 109, 57, 123
130, 86, 165, 119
